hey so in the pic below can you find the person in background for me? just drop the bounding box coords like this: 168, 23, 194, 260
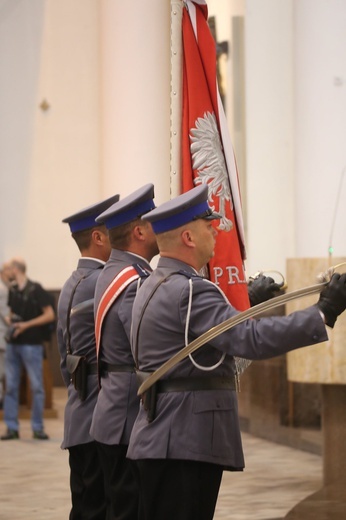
1, 257, 55, 440
0, 262, 12, 409
57, 194, 119, 520
128, 184, 346, 520
90, 184, 158, 520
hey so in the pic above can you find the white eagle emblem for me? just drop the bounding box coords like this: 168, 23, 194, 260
190, 111, 233, 232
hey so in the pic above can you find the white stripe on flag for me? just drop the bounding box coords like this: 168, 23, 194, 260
217, 88, 246, 257
186, 0, 197, 36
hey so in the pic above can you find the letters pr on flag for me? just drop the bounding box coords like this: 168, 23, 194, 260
181, 0, 249, 310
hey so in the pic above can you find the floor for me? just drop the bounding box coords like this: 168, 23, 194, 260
0, 387, 323, 520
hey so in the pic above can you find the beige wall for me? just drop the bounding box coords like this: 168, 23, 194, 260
0, 0, 171, 288
1, 0, 345, 290
245, 0, 295, 277
245, 0, 346, 276
0, 0, 101, 287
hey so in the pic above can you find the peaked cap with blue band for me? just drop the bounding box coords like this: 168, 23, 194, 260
96, 183, 155, 230
142, 184, 222, 234
62, 194, 120, 233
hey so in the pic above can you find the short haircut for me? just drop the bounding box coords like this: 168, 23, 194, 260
108, 218, 144, 249
11, 258, 26, 274
71, 225, 107, 252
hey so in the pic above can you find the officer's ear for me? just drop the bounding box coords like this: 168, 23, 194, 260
181, 229, 195, 249
133, 224, 146, 241
91, 227, 108, 245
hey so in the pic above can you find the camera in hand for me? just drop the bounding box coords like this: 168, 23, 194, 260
5, 314, 23, 343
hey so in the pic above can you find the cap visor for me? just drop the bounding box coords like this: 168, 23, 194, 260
203, 211, 223, 221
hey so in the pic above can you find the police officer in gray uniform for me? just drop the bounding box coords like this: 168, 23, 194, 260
90, 184, 158, 520
127, 184, 346, 520
57, 194, 119, 520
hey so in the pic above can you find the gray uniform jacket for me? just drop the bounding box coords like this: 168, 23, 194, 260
57, 257, 104, 449
127, 257, 328, 470
90, 249, 151, 445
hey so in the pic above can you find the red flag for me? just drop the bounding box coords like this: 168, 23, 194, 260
181, 0, 249, 311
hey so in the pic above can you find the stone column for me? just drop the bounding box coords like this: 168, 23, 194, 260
99, 0, 172, 204
285, 257, 346, 519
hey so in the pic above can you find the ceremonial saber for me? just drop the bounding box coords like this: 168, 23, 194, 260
137, 281, 327, 396
70, 299, 94, 316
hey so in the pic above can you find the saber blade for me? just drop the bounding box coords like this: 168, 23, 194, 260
138, 281, 326, 395
70, 299, 94, 316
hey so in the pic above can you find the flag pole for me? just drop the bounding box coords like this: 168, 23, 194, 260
170, 0, 184, 197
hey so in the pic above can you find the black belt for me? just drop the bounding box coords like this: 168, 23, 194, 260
101, 362, 135, 374
87, 363, 98, 375
156, 376, 236, 393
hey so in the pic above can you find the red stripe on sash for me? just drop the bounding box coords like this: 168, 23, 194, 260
95, 266, 139, 358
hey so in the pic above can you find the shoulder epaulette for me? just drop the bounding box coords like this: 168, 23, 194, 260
132, 263, 151, 278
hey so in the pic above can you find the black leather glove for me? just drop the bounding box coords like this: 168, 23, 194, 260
247, 274, 282, 307
317, 272, 346, 328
